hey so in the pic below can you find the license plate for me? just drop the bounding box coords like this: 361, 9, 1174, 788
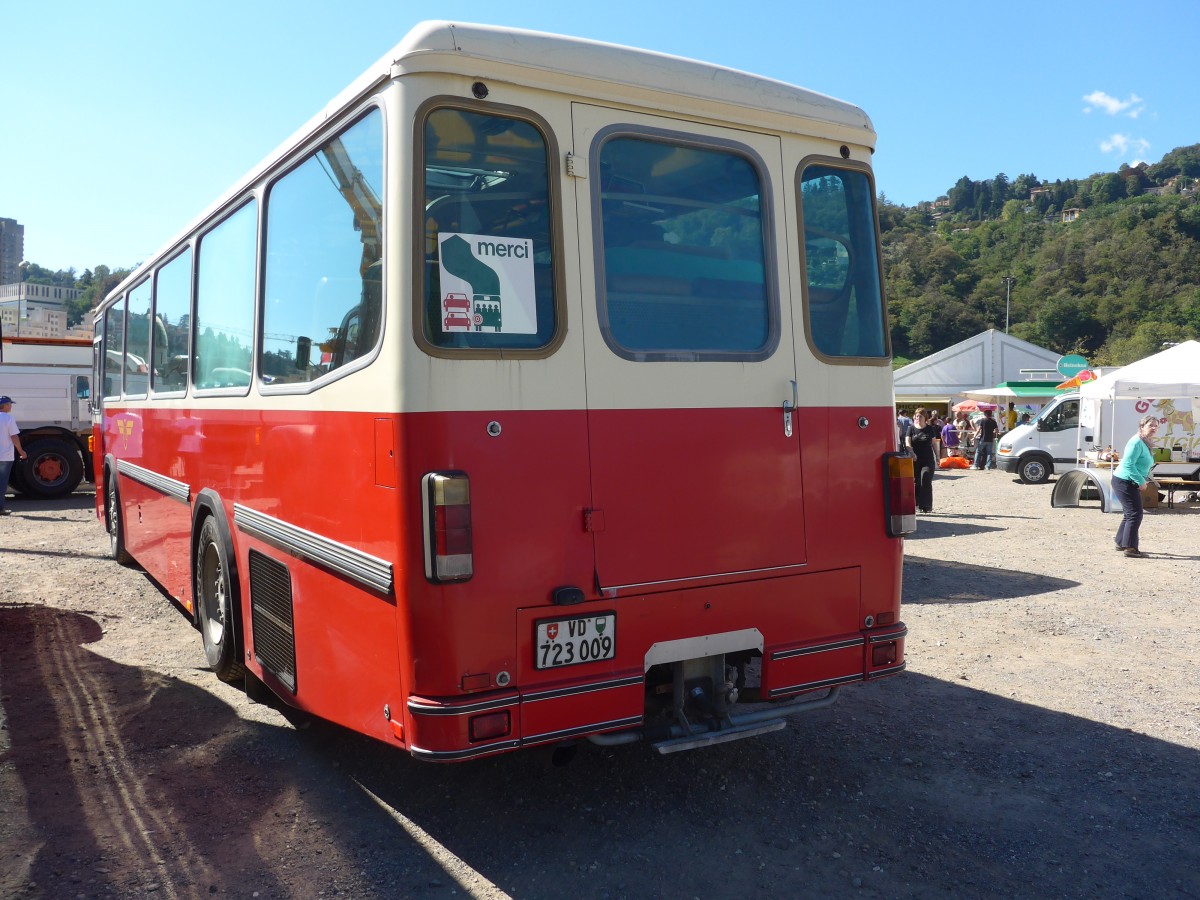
535, 613, 615, 669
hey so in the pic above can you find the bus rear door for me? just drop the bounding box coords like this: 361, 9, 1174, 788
572, 106, 806, 594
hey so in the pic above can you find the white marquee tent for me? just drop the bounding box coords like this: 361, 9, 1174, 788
893, 329, 1062, 407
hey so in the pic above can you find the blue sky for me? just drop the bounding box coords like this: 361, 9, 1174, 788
4, 0, 1197, 273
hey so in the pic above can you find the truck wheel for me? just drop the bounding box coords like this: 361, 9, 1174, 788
21, 438, 84, 498
195, 516, 245, 684
8, 461, 30, 495
1018, 456, 1052, 485
106, 474, 134, 566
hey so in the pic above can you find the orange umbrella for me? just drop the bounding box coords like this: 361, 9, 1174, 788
953, 399, 997, 412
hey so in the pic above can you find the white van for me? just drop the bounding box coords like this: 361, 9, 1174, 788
998, 391, 1199, 483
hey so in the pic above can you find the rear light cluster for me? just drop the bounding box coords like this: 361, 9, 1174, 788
872, 641, 898, 667
883, 453, 917, 537
469, 711, 511, 742
422, 471, 473, 582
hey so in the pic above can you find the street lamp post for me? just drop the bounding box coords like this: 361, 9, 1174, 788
1002, 276, 1015, 333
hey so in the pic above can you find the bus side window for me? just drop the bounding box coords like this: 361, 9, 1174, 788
125, 279, 152, 398
261, 108, 383, 386
194, 202, 256, 392
103, 299, 126, 398
151, 248, 192, 393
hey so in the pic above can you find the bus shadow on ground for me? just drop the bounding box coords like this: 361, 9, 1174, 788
901, 556, 1078, 604
335, 671, 1199, 899
6, 603, 1195, 899
906, 518, 1007, 539
906, 508, 1046, 540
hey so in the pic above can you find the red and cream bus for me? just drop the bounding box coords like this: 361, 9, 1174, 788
94, 21, 915, 761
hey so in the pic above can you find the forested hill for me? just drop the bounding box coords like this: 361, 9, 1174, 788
881, 143, 1200, 366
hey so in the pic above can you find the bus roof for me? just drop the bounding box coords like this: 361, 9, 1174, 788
388, 21, 875, 134
103, 21, 875, 311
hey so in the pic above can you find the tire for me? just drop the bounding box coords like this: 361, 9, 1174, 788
106, 473, 134, 566
8, 460, 30, 495
1017, 455, 1052, 485
195, 516, 245, 684
20, 438, 85, 498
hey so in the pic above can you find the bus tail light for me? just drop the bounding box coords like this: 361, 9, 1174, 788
872, 641, 898, 667
422, 471, 473, 582
469, 711, 511, 742
883, 453, 917, 537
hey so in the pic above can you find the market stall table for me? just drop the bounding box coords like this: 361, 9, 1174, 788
1151, 462, 1200, 508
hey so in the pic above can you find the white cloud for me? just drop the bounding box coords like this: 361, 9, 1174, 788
1100, 134, 1151, 158
1082, 90, 1145, 117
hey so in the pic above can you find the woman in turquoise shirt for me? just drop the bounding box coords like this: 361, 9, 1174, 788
1112, 415, 1159, 558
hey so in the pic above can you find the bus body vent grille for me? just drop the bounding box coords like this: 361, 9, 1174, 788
249, 550, 297, 693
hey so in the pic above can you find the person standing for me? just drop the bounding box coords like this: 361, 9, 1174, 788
0, 395, 29, 516
940, 414, 961, 459
906, 408, 939, 513
1112, 415, 1159, 558
954, 410, 973, 456
896, 409, 913, 449
973, 409, 999, 470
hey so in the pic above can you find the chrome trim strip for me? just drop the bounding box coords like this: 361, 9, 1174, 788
768, 672, 861, 698
602, 563, 807, 593
233, 503, 393, 594
869, 625, 909, 643
407, 695, 520, 717
522, 675, 643, 704
521, 715, 644, 748
771, 637, 864, 661
408, 739, 521, 761
115, 459, 190, 504
867, 661, 907, 680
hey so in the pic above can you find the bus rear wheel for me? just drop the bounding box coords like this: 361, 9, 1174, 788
195, 516, 245, 684
106, 474, 134, 566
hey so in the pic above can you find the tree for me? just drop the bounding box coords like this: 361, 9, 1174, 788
1031, 294, 1106, 354
1089, 173, 1126, 205
948, 176, 975, 214
1118, 164, 1150, 197
1011, 173, 1040, 198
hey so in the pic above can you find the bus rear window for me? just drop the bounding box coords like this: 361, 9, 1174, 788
419, 106, 558, 354
799, 164, 888, 360
594, 134, 775, 361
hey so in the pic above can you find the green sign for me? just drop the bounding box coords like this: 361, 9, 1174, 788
1056, 354, 1088, 378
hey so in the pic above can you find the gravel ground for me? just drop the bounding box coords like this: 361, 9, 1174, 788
2, 471, 1199, 899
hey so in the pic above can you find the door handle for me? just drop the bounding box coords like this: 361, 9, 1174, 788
783, 380, 797, 438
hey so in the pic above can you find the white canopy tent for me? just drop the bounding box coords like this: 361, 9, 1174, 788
1078, 340, 1200, 402
1053, 341, 1200, 514
1079, 341, 1200, 440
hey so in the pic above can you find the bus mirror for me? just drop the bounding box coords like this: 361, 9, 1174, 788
295, 336, 311, 369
